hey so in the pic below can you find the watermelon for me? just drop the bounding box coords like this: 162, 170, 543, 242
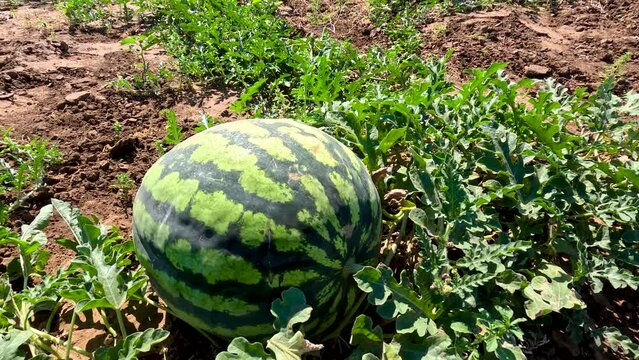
132, 118, 381, 341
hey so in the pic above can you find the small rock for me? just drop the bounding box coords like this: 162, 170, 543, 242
85, 183, 95, 191
86, 154, 98, 163
99, 160, 110, 170
6, 66, 26, 78
524, 64, 552, 78
55, 75, 65, 81
2, 74, 11, 81
86, 171, 99, 182
87, 103, 97, 110
64, 90, 91, 105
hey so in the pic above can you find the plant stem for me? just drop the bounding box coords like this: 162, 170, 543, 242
30, 328, 91, 357
143, 294, 167, 311
65, 311, 77, 360
32, 337, 62, 359
45, 302, 62, 333
99, 309, 119, 338
115, 309, 128, 338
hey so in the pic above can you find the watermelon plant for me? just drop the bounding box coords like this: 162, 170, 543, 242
132, 118, 382, 341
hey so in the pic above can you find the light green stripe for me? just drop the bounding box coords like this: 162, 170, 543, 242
275, 120, 329, 143
145, 171, 199, 212
140, 162, 164, 189
225, 121, 271, 137
240, 211, 302, 249
132, 199, 170, 249
329, 171, 360, 230
189, 133, 294, 203
281, 270, 322, 287
165, 239, 262, 285
161, 294, 273, 339
297, 209, 330, 243
299, 175, 346, 256
305, 245, 342, 269
151, 266, 259, 316
315, 282, 340, 307
248, 137, 297, 162
190, 191, 243, 235
280, 128, 337, 167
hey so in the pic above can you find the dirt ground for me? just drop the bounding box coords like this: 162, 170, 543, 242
1, 0, 638, 359
283, 0, 639, 92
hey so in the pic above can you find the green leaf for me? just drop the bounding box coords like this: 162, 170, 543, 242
394, 330, 458, 360
593, 326, 639, 358
396, 311, 432, 337
266, 331, 323, 360
378, 127, 407, 154
91, 247, 126, 309
523, 263, 585, 319
495, 342, 526, 360
354, 264, 443, 321
348, 315, 383, 359
216, 337, 272, 360
271, 288, 312, 332
0, 329, 32, 360
51, 199, 95, 246
94, 328, 169, 360
20, 204, 52, 243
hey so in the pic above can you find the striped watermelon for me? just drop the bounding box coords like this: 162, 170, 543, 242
132, 119, 381, 341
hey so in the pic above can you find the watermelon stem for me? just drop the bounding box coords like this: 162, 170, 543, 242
116, 309, 128, 338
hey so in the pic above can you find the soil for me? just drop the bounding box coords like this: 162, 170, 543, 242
1, 0, 638, 359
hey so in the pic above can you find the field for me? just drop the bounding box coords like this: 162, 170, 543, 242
1, 0, 638, 359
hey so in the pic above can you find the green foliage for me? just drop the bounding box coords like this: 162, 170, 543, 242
56, 0, 142, 26
0, 130, 62, 223
159, 108, 184, 145
0, 200, 162, 359
216, 288, 322, 360
118, 34, 170, 95
110, 172, 135, 207
94, 328, 170, 360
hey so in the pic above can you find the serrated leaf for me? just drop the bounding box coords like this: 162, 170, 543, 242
216, 338, 272, 360
378, 127, 407, 154
523, 263, 584, 319
94, 328, 169, 360
396, 311, 432, 337
266, 331, 323, 360
394, 330, 458, 360
594, 326, 639, 358
91, 247, 126, 309
20, 204, 52, 243
450, 322, 473, 334
354, 265, 443, 321
271, 288, 312, 332
495, 342, 526, 360
51, 199, 98, 246
348, 315, 383, 359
